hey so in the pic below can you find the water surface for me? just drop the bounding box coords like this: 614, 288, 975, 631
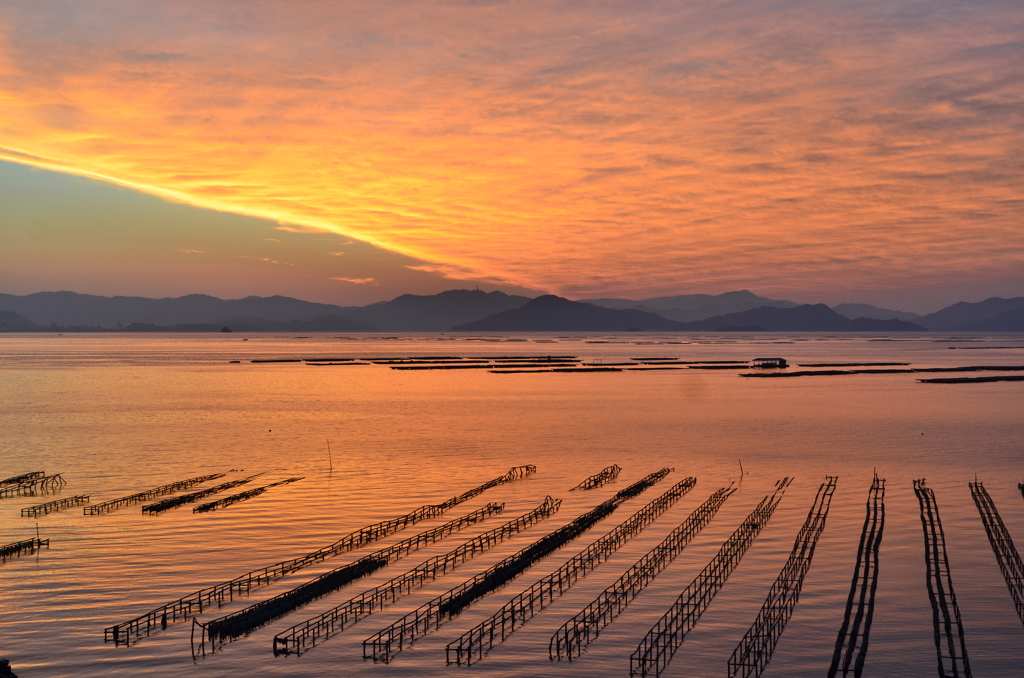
2, 332, 1023, 677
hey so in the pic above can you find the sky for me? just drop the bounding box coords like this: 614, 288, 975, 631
1, 0, 1022, 312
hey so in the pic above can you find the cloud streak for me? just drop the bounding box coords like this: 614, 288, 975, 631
0, 0, 1021, 297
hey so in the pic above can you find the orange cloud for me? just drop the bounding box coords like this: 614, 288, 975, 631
330, 277, 376, 285
1, 1, 1022, 298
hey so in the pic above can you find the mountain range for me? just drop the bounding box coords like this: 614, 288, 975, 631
453, 297, 924, 332
1, 290, 1022, 332
579, 290, 799, 322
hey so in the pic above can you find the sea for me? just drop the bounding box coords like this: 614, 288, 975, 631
1, 332, 1022, 677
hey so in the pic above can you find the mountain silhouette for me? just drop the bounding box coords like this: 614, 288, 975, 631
0, 310, 41, 331
0, 291, 362, 328
451, 295, 685, 331
914, 297, 1024, 331
831, 303, 920, 321
580, 290, 798, 322
341, 289, 530, 331
956, 307, 1024, 331
677, 304, 925, 331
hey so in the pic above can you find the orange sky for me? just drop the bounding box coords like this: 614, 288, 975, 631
1, 0, 1022, 302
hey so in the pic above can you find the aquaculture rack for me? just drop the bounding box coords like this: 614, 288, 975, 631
570, 465, 622, 491
105, 465, 535, 644
969, 481, 1024, 628
192, 477, 301, 513
21, 495, 91, 517
629, 478, 793, 678
915, 478, 971, 678
549, 482, 732, 663
829, 474, 885, 678
85, 474, 224, 515
728, 476, 837, 678
142, 474, 264, 513
449, 477, 698, 665
364, 468, 672, 664
0, 474, 66, 498
194, 503, 504, 651
1, 537, 49, 563
0, 471, 46, 486
273, 496, 561, 656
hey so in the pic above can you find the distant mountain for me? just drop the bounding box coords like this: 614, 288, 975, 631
957, 308, 1024, 332
0, 291, 362, 328
341, 289, 531, 331
915, 297, 1024, 331
123, 315, 374, 332
0, 310, 41, 331
678, 305, 926, 332
452, 295, 686, 331
581, 290, 799, 322
0, 289, 528, 332
832, 303, 920, 321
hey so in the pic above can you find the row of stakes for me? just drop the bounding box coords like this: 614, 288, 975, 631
5, 464, 1023, 677
85, 465, 1024, 678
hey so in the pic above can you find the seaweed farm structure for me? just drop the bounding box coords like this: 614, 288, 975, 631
85, 473, 225, 515
914, 478, 972, 678
105, 466, 536, 644
728, 476, 838, 678
363, 468, 672, 663
437, 465, 535, 509
829, 474, 885, 678
969, 481, 1024, 627
193, 503, 505, 652
0, 473, 66, 498
448, 476, 699, 666
1, 471, 46, 486
550, 482, 736, 662
1, 537, 49, 563
273, 496, 561, 656
143, 474, 264, 514
21, 495, 91, 517
629, 478, 793, 677
193, 476, 302, 513
571, 465, 622, 491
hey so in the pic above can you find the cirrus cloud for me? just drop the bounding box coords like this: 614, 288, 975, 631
0, 0, 1021, 298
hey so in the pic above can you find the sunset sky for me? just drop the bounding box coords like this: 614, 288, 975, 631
1, 0, 1022, 311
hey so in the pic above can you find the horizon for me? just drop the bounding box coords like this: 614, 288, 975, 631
7, 285, 1021, 317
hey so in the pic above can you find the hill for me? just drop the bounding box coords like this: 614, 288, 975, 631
0, 310, 42, 331
957, 308, 1024, 331
580, 290, 799, 322
831, 303, 920, 321
123, 315, 374, 332
341, 289, 531, 331
0, 291, 362, 328
678, 304, 926, 332
0, 289, 528, 332
915, 297, 1024, 331
451, 295, 685, 331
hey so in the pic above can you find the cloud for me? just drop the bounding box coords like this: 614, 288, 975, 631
330, 277, 376, 285
178, 248, 203, 254
0, 0, 1021, 298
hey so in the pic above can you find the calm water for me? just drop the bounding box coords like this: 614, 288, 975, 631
1, 332, 1023, 677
